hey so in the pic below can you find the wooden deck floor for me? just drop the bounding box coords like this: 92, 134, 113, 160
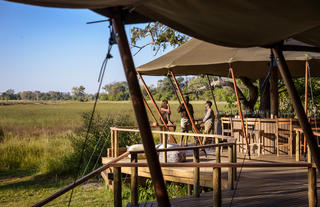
102, 150, 319, 207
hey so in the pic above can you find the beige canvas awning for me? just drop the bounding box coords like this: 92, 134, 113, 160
136, 39, 320, 79
6, 0, 320, 48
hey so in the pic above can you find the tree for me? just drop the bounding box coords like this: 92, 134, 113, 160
103, 81, 130, 101
72, 86, 86, 101
130, 22, 189, 55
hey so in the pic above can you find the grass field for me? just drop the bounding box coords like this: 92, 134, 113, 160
0, 100, 227, 206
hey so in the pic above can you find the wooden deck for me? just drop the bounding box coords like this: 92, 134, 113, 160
102, 150, 318, 207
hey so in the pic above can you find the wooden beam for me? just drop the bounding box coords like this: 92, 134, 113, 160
270, 67, 279, 118
229, 66, 250, 156
272, 45, 320, 172
308, 167, 318, 207
130, 152, 138, 206
31, 151, 130, 207
142, 96, 159, 125
168, 75, 182, 105
213, 167, 221, 207
304, 60, 308, 153
206, 75, 220, 115
170, 71, 203, 145
114, 167, 122, 207
111, 9, 171, 207
193, 148, 200, 197
137, 72, 177, 144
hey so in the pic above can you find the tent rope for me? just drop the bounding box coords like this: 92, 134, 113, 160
67, 21, 115, 207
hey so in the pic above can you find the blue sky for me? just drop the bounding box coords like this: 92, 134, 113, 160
0, 1, 171, 93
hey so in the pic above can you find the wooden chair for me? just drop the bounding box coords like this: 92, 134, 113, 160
221, 117, 244, 153
276, 118, 293, 156
245, 118, 264, 156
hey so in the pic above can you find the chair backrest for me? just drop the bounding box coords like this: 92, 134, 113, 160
276, 118, 293, 141
221, 117, 233, 136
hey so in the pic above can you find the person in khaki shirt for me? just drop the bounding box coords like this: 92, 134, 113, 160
202, 101, 215, 144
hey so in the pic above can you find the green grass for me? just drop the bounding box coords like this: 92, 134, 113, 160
0, 100, 228, 207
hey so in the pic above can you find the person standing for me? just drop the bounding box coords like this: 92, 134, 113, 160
177, 96, 194, 145
202, 101, 215, 144
160, 100, 173, 125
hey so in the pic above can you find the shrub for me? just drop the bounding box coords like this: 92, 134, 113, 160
67, 112, 140, 176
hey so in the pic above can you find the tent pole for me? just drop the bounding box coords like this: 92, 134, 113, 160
111, 10, 171, 207
143, 96, 159, 126
304, 60, 309, 153
272, 45, 320, 171
170, 71, 203, 145
229, 66, 250, 157
167, 74, 182, 105
137, 72, 177, 143
206, 75, 220, 116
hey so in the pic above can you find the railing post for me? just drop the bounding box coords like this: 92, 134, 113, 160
308, 143, 312, 163
233, 141, 237, 181
296, 131, 300, 162
213, 167, 221, 207
308, 167, 318, 207
215, 138, 221, 163
111, 129, 114, 157
114, 167, 122, 207
131, 152, 138, 206
193, 148, 200, 197
228, 145, 234, 190
115, 130, 119, 157
163, 132, 168, 163
187, 184, 192, 196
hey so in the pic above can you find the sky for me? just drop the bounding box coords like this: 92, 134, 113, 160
0, 1, 172, 93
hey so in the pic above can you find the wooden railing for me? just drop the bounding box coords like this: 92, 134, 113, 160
110, 155, 317, 207
110, 126, 236, 160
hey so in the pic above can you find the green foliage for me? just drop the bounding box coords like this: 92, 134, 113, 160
130, 22, 189, 55
102, 81, 130, 101
67, 112, 140, 175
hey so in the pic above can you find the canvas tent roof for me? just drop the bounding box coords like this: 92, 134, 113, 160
6, 0, 320, 48
136, 39, 320, 79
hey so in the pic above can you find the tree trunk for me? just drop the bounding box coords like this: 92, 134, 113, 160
270, 67, 279, 118
259, 78, 270, 118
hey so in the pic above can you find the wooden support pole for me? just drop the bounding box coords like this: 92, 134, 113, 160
193, 148, 200, 197
232, 142, 237, 180
163, 133, 168, 163
272, 45, 320, 172
114, 167, 122, 207
228, 145, 234, 190
167, 75, 182, 105
31, 151, 130, 207
215, 138, 221, 163
170, 71, 203, 145
111, 129, 114, 157
111, 10, 171, 207
187, 184, 192, 196
213, 167, 221, 207
304, 60, 309, 153
308, 167, 318, 207
114, 130, 119, 157
142, 96, 159, 125
131, 153, 138, 206
296, 131, 300, 162
137, 72, 177, 144
229, 66, 250, 156
206, 75, 220, 115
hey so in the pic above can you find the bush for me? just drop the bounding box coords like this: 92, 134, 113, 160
67, 112, 140, 176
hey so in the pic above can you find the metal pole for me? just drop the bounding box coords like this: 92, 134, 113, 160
137, 72, 177, 143
304, 60, 308, 153
272, 45, 320, 171
167, 74, 182, 105
111, 9, 171, 207
143, 96, 159, 125
170, 71, 203, 145
206, 75, 220, 115
229, 66, 250, 156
